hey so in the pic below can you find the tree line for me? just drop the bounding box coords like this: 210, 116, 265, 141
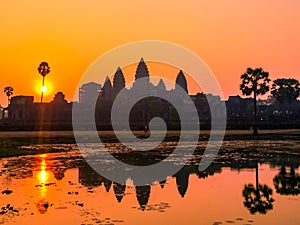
240, 67, 300, 135
2, 64, 300, 135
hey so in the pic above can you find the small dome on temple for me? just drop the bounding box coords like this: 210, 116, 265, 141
157, 78, 166, 90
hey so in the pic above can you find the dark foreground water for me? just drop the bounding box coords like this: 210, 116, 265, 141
0, 140, 300, 225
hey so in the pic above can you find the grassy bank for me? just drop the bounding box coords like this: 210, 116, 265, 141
0, 129, 299, 158
0, 148, 70, 158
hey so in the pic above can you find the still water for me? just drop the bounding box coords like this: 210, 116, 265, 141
0, 140, 299, 225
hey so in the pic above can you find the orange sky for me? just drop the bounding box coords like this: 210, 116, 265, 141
1, 0, 300, 106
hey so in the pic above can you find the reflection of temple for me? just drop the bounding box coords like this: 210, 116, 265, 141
76, 160, 223, 207
174, 167, 190, 198
78, 162, 127, 202
136, 185, 151, 210
113, 183, 126, 203
4, 151, 300, 211
159, 180, 166, 189
79, 162, 112, 191
78, 161, 152, 209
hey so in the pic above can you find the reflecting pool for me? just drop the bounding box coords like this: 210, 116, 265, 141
0, 140, 300, 225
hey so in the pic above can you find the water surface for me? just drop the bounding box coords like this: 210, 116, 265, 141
0, 140, 300, 225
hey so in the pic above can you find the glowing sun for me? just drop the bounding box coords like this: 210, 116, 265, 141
40, 86, 48, 93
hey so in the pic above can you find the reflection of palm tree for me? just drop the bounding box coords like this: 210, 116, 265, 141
243, 184, 274, 215
242, 162, 274, 214
3, 86, 13, 105
38, 62, 50, 103
273, 166, 300, 196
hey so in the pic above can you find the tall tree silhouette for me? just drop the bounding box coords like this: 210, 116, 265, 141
242, 161, 274, 215
3, 86, 13, 105
271, 78, 300, 113
38, 62, 50, 103
273, 166, 300, 196
240, 68, 270, 135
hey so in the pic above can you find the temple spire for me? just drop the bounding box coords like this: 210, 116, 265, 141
175, 70, 188, 94
135, 58, 150, 83
102, 76, 112, 100
113, 67, 126, 97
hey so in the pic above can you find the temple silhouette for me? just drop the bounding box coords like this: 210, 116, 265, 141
0, 58, 193, 130
1, 58, 300, 130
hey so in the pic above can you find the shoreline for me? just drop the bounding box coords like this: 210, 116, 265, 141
0, 129, 299, 158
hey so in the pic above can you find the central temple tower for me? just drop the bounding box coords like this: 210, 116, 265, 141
135, 58, 150, 84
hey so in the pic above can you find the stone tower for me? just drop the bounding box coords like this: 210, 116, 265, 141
102, 76, 112, 101
175, 70, 188, 94
135, 58, 150, 83
112, 67, 125, 97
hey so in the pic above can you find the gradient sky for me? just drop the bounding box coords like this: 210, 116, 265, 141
1, 0, 300, 106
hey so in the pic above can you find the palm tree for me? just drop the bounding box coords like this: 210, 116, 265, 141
240, 68, 270, 135
242, 161, 274, 215
38, 62, 50, 103
3, 86, 13, 106
271, 78, 300, 114
273, 166, 300, 196
242, 183, 274, 215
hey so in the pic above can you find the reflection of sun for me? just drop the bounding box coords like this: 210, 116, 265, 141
37, 154, 50, 197
40, 169, 47, 184
36, 154, 50, 214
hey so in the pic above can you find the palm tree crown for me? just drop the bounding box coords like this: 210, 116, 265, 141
38, 61, 50, 103
4, 86, 14, 105
271, 78, 300, 103
240, 68, 270, 96
38, 62, 50, 77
